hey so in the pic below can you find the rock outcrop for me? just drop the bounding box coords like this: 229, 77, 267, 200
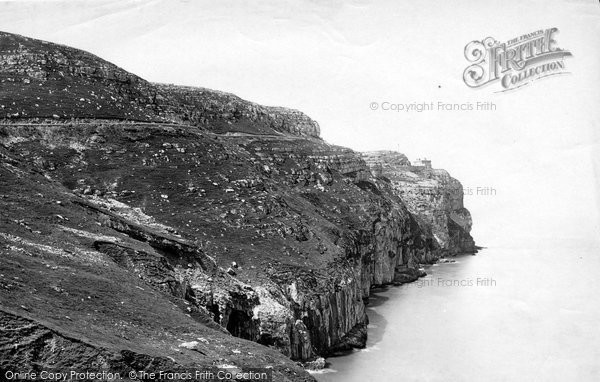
362, 151, 476, 254
0, 31, 475, 379
154, 84, 321, 138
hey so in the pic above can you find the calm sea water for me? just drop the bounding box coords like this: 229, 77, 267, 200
315, 246, 600, 382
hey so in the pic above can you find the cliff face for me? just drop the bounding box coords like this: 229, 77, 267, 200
0, 122, 439, 362
362, 151, 476, 255
0, 31, 474, 378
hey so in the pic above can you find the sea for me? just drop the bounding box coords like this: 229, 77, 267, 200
314, 245, 600, 382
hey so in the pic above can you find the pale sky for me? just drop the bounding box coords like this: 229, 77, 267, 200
1, 0, 599, 248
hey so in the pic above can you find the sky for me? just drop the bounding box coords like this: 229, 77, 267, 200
1, 0, 598, 249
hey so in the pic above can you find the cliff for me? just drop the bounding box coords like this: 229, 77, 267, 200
362, 151, 476, 255
0, 32, 474, 379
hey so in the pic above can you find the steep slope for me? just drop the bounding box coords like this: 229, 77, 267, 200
0, 31, 161, 121
0, 31, 474, 377
0, 145, 313, 381
0, 120, 439, 362
0, 31, 319, 138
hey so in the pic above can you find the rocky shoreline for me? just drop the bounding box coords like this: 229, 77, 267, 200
0, 32, 476, 381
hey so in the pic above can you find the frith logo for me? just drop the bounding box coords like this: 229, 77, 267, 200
463, 28, 572, 92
